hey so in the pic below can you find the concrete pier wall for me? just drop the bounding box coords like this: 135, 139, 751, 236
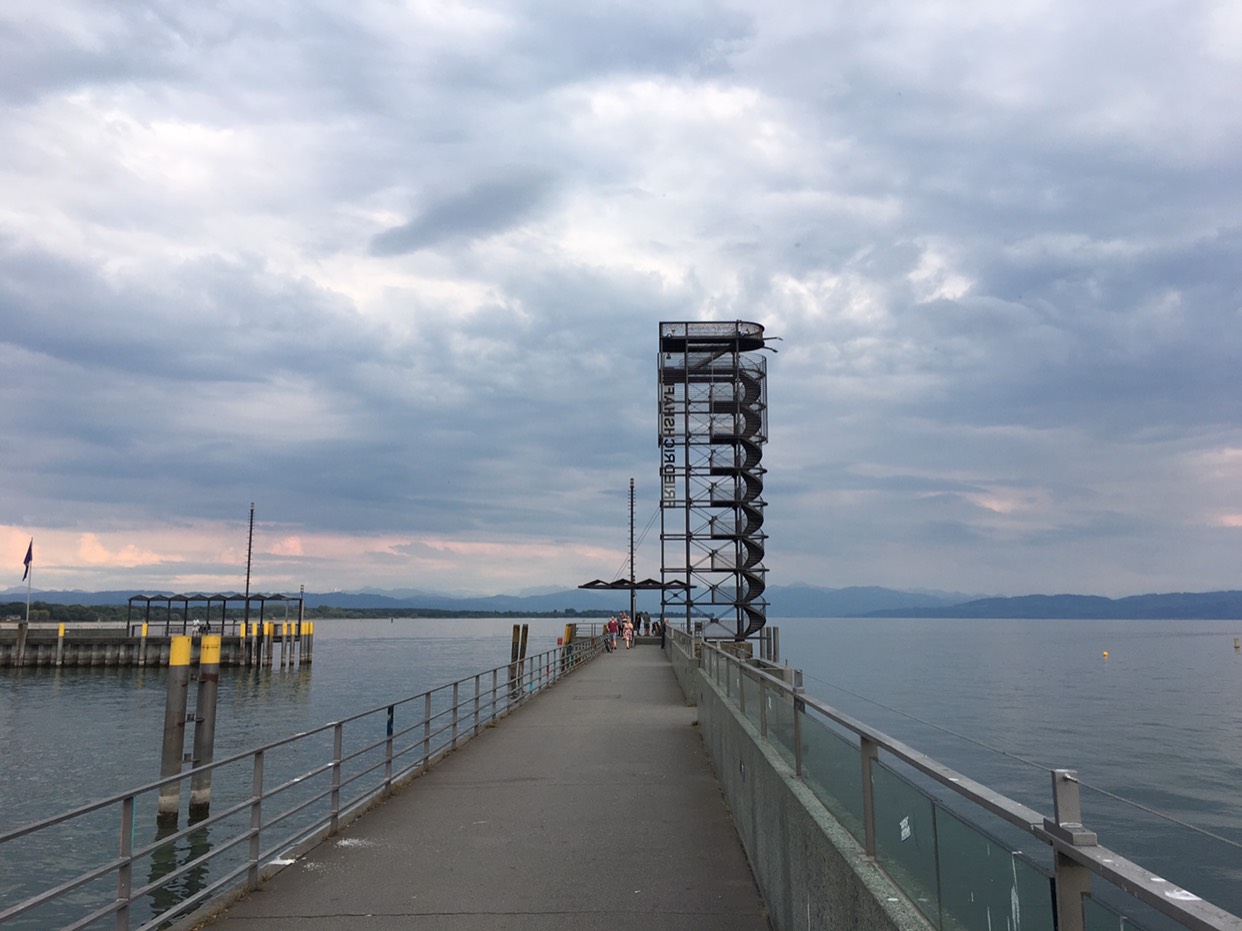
0, 631, 299, 668
669, 638, 930, 931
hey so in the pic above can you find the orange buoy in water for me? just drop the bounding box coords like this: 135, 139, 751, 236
1102, 651, 1109, 659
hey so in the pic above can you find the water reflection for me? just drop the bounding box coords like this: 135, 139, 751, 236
146, 820, 212, 921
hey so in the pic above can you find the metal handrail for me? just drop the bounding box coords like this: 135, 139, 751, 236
681, 631, 1242, 931
0, 636, 605, 930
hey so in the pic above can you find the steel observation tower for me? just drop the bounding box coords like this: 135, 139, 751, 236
658, 321, 771, 641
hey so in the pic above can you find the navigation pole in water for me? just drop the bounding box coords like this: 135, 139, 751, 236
658, 321, 772, 642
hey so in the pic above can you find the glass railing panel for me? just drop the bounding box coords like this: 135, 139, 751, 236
1083, 892, 1163, 931
799, 712, 865, 844
935, 806, 1054, 931
872, 761, 942, 928
765, 688, 796, 767
1084, 893, 1125, 931
740, 672, 761, 729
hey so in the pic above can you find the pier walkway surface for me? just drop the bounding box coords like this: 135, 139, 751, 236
198, 644, 771, 930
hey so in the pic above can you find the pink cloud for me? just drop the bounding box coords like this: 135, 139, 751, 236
77, 533, 169, 567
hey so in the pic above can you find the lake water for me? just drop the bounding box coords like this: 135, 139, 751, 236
2, 616, 1241, 922
0, 617, 579, 828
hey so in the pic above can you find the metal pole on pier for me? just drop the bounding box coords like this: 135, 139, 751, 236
243, 502, 255, 636
299, 585, 311, 664
17, 538, 32, 665
629, 478, 637, 627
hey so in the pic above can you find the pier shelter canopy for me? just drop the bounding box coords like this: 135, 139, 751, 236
577, 578, 678, 591
126, 592, 304, 636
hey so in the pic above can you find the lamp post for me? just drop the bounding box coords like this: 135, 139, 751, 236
629, 478, 637, 623
243, 503, 254, 633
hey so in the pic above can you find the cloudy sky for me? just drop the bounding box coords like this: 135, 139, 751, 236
2, 1, 1241, 599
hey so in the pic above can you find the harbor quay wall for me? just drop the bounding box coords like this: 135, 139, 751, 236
667, 639, 930, 931
0, 626, 307, 668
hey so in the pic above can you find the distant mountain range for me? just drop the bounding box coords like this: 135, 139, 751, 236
866, 591, 1242, 620
9, 584, 1242, 619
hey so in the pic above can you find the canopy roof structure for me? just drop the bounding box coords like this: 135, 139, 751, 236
128, 592, 301, 606
126, 592, 304, 634
577, 578, 687, 591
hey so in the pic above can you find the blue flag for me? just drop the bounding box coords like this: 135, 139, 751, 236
22, 539, 32, 581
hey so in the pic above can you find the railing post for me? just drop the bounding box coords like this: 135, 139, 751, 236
491, 668, 499, 719
860, 736, 879, 858
247, 750, 264, 890
422, 692, 432, 771
115, 795, 134, 931
451, 682, 460, 750
793, 693, 804, 778
1047, 769, 1095, 931
385, 705, 394, 795
737, 663, 746, 717
330, 724, 343, 834
474, 675, 481, 736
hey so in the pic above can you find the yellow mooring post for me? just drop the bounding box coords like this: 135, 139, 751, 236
157, 635, 193, 825
55, 623, 66, 668
189, 635, 221, 821
139, 622, 149, 667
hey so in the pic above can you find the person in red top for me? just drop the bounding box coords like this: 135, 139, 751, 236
606, 616, 619, 651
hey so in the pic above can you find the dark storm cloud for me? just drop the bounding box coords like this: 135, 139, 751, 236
369, 169, 560, 256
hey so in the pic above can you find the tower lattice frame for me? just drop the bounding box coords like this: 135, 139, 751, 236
658, 320, 769, 641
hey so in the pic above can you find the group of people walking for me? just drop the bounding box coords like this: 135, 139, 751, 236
603, 611, 662, 651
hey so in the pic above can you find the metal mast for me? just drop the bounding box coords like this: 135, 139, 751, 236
244, 502, 254, 631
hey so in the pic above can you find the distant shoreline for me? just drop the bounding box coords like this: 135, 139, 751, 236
864, 591, 1242, 620
8, 588, 1242, 622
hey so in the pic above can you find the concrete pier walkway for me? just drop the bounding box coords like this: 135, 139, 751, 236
200, 644, 771, 930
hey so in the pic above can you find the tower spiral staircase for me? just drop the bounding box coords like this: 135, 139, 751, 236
658, 321, 770, 641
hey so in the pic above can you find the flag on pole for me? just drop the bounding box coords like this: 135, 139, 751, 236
22, 539, 32, 581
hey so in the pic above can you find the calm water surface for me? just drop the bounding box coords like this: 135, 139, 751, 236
0, 617, 576, 826
3, 615, 1241, 921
